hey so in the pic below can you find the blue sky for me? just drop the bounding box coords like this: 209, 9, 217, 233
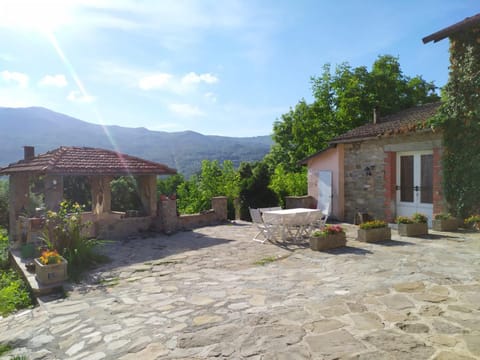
0, 1, 477, 137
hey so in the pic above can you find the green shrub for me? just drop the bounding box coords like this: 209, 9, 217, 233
412, 213, 428, 224
0, 269, 32, 316
359, 220, 387, 229
396, 213, 428, 224
434, 213, 453, 220
0, 227, 9, 270
41, 201, 109, 281
395, 216, 413, 224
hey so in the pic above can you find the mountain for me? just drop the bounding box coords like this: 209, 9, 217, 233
0, 107, 273, 177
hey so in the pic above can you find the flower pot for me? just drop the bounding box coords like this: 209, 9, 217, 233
432, 218, 458, 232
357, 227, 391, 242
398, 223, 428, 237
310, 232, 346, 251
34, 257, 68, 285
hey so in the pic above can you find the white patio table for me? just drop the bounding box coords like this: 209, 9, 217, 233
262, 208, 322, 241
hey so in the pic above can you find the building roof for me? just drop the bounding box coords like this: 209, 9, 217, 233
423, 13, 480, 44
330, 102, 441, 143
0, 146, 177, 176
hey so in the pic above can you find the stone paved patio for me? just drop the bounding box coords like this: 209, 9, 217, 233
1, 222, 479, 359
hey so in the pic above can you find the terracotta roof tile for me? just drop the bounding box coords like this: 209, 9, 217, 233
330, 102, 440, 143
423, 13, 480, 44
0, 146, 177, 175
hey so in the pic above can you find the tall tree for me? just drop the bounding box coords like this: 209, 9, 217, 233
270, 55, 440, 168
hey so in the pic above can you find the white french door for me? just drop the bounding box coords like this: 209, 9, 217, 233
396, 151, 433, 225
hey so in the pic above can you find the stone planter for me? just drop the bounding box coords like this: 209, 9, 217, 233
34, 257, 68, 285
357, 227, 391, 242
398, 223, 428, 237
432, 218, 458, 232
310, 232, 346, 251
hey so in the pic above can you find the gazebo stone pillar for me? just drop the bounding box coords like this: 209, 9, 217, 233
8, 173, 30, 243
44, 175, 64, 211
137, 175, 157, 216
90, 176, 112, 215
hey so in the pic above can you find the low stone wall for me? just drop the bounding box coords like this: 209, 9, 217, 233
155, 196, 228, 234
285, 196, 316, 209
96, 216, 153, 240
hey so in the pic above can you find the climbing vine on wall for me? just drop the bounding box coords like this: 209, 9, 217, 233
432, 28, 480, 216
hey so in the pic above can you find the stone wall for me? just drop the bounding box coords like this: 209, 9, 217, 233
155, 196, 228, 234
343, 131, 443, 223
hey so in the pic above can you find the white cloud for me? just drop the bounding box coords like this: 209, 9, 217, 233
0, 70, 29, 88
39, 74, 68, 88
138, 73, 173, 90
169, 103, 205, 117
204, 92, 217, 103
181, 72, 218, 85
67, 90, 95, 103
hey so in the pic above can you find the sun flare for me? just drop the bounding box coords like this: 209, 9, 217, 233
1, 0, 73, 32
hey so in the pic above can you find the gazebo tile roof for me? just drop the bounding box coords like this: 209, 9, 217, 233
0, 146, 177, 176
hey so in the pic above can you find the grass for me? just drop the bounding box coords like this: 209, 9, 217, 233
0, 344, 12, 356
254, 255, 288, 266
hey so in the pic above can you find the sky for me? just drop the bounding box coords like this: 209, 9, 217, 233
0, 1, 477, 137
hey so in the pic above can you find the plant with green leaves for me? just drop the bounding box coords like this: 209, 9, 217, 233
434, 213, 453, 220
41, 200, 107, 281
429, 29, 480, 217
0, 269, 32, 316
359, 220, 387, 230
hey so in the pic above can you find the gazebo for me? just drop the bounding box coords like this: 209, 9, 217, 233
0, 146, 177, 243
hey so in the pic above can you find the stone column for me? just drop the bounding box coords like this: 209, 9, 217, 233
44, 175, 64, 212
212, 196, 228, 221
157, 198, 178, 234
137, 175, 157, 216
90, 176, 112, 215
8, 173, 30, 243
383, 151, 396, 223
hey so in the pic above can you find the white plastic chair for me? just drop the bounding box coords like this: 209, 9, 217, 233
249, 208, 278, 243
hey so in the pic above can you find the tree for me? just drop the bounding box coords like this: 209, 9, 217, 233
176, 160, 240, 218
238, 161, 278, 220
157, 174, 185, 197
270, 55, 440, 168
269, 165, 307, 207
0, 179, 8, 229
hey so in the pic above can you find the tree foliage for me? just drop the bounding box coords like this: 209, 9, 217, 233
177, 160, 240, 217
269, 165, 307, 207
0, 179, 8, 229
270, 55, 440, 168
110, 176, 142, 212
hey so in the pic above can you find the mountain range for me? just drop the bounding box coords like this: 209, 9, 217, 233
0, 107, 273, 177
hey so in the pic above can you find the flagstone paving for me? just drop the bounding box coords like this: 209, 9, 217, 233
1, 222, 479, 359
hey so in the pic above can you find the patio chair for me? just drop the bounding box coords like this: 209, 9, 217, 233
249, 208, 278, 243
309, 203, 330, 231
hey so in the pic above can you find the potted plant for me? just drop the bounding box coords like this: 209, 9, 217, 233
34, 249, 68, 285
357, 220, 391, 242
310, 224, 346, 251
464, 214, 480, 231
432, 213, 458, 231
396, 213, 428, 236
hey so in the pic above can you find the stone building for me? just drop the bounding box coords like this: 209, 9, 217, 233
302, 102, 442, 224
